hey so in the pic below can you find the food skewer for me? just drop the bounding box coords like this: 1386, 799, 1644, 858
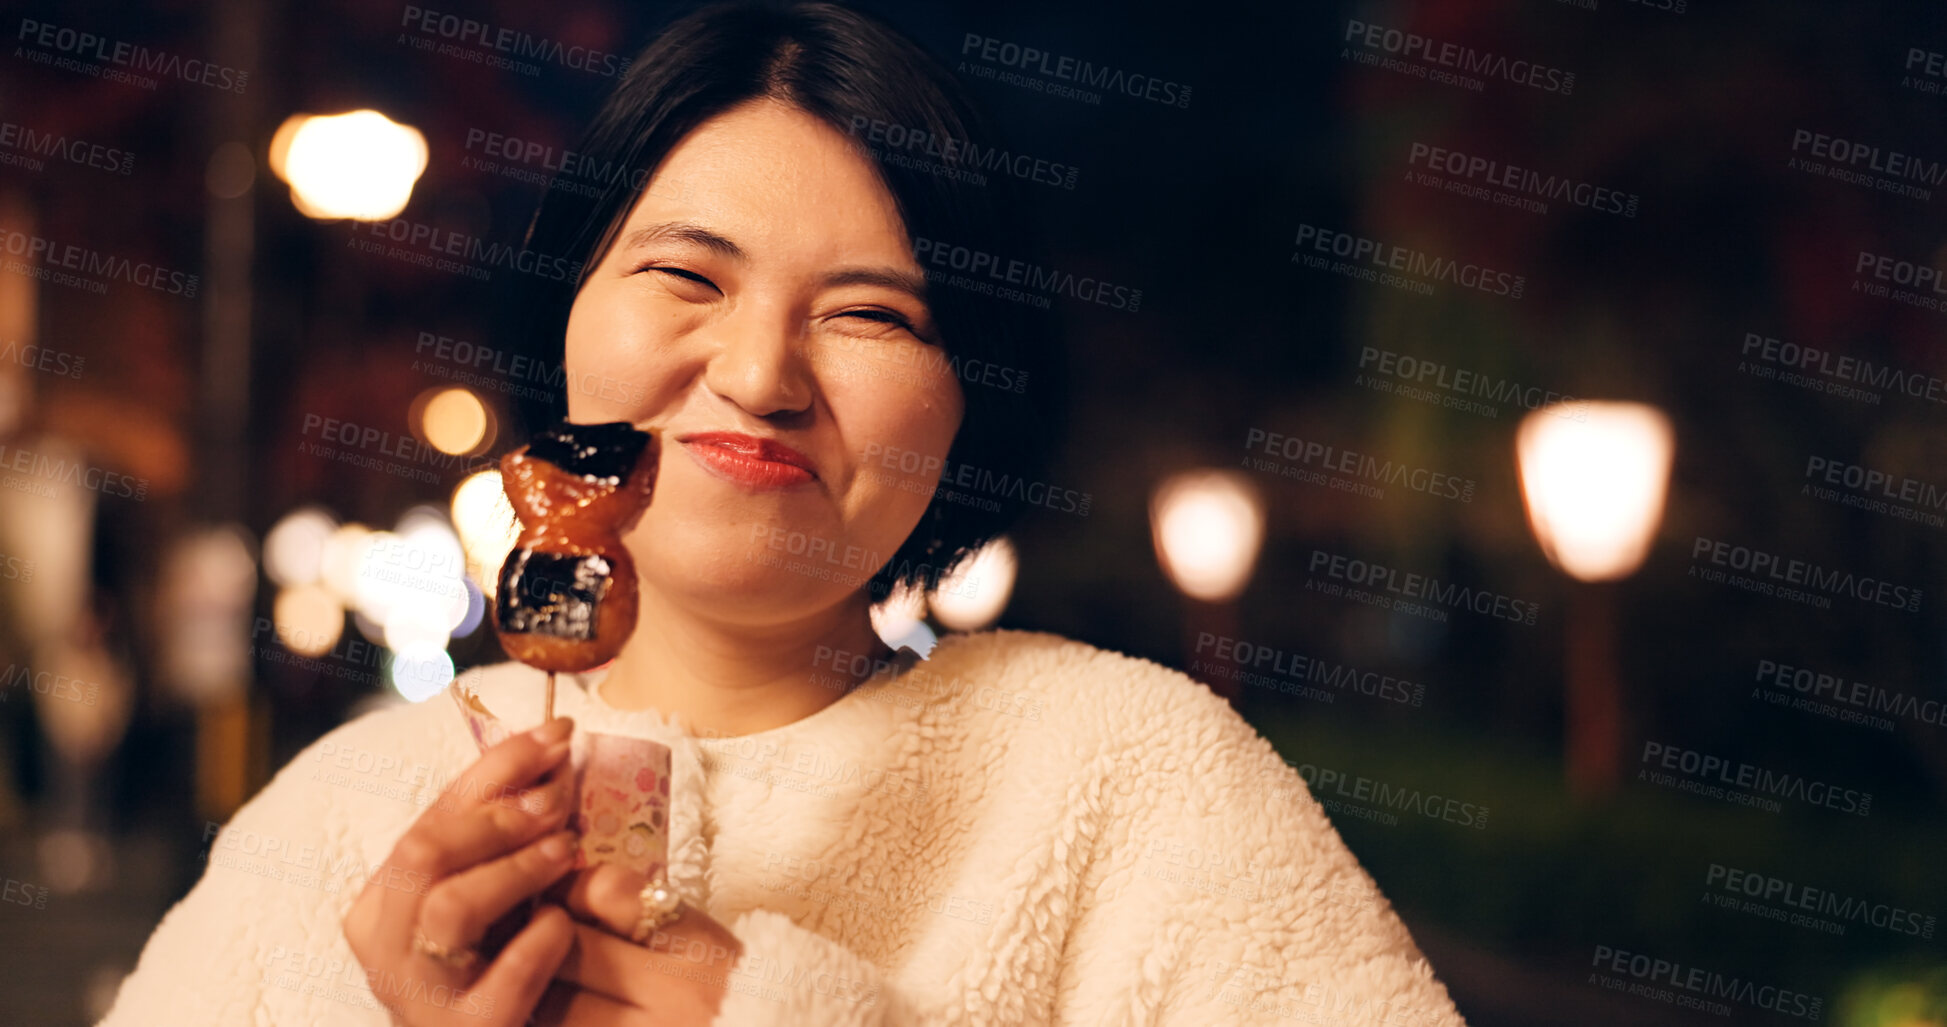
490, 421, 659, 728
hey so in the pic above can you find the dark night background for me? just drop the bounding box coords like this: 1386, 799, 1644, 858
2, 0, 1945, 1024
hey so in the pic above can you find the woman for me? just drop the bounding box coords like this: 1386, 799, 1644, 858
102, 3, 1468, 1024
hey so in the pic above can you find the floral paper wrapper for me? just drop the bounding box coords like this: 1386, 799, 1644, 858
445, 682, 671, 879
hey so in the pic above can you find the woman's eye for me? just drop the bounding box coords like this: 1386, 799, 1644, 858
833, 308, 929, 340
634, 264, 720, 293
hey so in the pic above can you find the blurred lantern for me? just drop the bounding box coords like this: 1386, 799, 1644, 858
1516, 401, 1675, 799
1150, 469, 1266, 701
1149, 469, 1266, 602
451, 469, 521, 597
269, 110, 427, 220
930, 536, 1017, 631
1518, 403, 1674, 581
413, 386, 494, 456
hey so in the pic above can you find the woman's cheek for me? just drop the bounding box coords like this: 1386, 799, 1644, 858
565, 294, 684, 422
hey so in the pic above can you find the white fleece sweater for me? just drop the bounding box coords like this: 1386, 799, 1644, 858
101, 629, 1467, 1026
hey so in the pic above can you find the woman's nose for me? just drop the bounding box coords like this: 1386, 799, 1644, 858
701, 305, 815, 418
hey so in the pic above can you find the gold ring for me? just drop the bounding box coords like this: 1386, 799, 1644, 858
412, 928, 480, 971
631, 877, 686, 943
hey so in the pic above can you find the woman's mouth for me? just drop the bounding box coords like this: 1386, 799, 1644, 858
675, 431, 818, 490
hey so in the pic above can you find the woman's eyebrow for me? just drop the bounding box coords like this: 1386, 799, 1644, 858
824, 266, 930, 305
620, 220, 747, 260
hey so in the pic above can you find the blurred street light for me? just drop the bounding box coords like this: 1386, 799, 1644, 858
1150, 469, 1265, 701
1517, 401, 1675, 799
1518, 403, 1674, 581
269, 110, 427, 220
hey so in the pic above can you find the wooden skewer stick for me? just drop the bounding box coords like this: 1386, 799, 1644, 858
545, 670, 557, 723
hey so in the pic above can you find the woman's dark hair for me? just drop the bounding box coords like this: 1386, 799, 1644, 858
506, 0, 1066, 600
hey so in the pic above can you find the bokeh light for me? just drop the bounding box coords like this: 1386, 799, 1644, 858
1149, 470, 1265, 602
930, 536, 1017, 631
269, 110, 428, 221
1517, 402, 1674, 582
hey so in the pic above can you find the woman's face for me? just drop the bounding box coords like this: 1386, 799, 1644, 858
564, 98, 963, 627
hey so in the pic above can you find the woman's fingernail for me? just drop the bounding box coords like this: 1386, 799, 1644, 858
540, 832, 574, 861
531, 717, 574, 744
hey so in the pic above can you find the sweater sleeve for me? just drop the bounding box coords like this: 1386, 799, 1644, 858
1076, 686, 1470, 1027
98, 704, 446, 1027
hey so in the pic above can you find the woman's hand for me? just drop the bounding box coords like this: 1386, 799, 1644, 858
343, 716, 582, 1025
526, 863, 746, 1025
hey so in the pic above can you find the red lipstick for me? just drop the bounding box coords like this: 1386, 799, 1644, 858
676, 431, 817, 490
